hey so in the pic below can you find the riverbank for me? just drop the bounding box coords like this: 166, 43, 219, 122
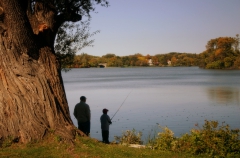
0, 136, 207, 158
1, 120, 239, 157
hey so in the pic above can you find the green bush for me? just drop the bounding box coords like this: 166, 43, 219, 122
150, 126, 175, 151
233, 56, 240, 69
224, 57, 233, 68
147, 120, 240, 157
114, 128, 143, 145
206, 61, 224, 69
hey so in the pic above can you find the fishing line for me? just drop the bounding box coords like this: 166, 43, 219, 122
111, 90, 132, 120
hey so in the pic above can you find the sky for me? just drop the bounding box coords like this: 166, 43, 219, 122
78, 0, 240, 57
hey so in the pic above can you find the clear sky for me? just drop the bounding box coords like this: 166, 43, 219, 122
79, 0, 240, 57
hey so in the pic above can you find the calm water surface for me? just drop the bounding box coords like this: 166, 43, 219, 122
62, 67, 240, 142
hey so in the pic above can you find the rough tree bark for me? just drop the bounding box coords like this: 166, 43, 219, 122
0, 0, 87, 143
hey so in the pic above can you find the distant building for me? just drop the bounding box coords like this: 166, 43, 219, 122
167, 60, 171, 65
148, 59, 153, 66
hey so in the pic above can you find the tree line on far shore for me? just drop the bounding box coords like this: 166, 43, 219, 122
60, 34, 240, 70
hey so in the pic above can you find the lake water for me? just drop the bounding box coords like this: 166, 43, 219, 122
62, 67, 240, 143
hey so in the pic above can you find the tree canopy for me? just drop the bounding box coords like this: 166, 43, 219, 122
55, 20, 99, 70
64, 35, 240, 69
199, 35, 240, 69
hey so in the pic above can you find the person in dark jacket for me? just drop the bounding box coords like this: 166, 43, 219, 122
74, 96, 91, 136
100, 108, 112, 144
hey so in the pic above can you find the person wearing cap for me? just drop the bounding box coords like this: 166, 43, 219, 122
74, 96, 91, 136
100, 108, 112, 144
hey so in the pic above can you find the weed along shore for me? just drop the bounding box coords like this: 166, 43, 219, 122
0, 120, 239, 157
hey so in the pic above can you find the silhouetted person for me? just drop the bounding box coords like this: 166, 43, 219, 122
74, 96, 91, 136
100, 108, 112, 144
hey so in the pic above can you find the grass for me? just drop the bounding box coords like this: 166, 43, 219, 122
0, 135, 208, 158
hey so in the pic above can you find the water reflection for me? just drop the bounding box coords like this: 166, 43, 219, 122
207, 87, 240, 105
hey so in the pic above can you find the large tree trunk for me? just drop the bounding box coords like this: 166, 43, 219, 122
0, 1, 80, 143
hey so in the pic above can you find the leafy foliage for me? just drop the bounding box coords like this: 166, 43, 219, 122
58, 35, 240, 69
146, 120, 240, 157
67, 52, 199, 68
34, 0, 109, 19
54, 20, 99, 70
28, 0, 108, 70
114, 129, 143, 145
234, 56, 240, 69
199, 35, 240, 69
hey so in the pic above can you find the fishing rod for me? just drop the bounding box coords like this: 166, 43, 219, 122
111, 91, 132, 120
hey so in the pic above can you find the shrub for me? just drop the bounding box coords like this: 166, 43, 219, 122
147, 120, 240, 157
224, 57, 233, 68
233, 56, 240, 69
114, 128, 143, 145
206, 61, 224, 69
151, 126, 175, 151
